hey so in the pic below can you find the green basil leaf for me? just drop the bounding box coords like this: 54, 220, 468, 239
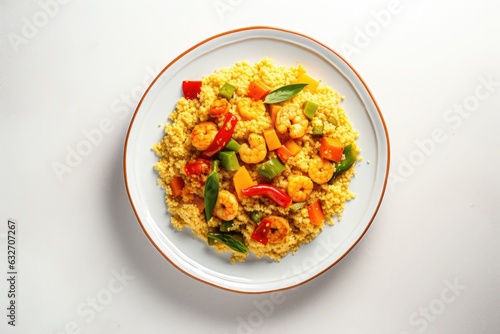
335, 144, 357, 175
204, 163, 219, 221
264, 83, 308, 104
207, 232, 248, 253
329, 144, 358, 184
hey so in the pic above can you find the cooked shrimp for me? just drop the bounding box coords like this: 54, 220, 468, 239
265, 216, 290, 244
287, 175, 314, 202
214, 190, 239, 221
236, 97, 266, 120
190, 122, 218, 151
308, 156, 335, 184
238, 133, 267, 164
275, 104, 308, 139
210, 98, 230, 118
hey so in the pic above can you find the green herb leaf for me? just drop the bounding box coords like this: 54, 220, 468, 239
334, 144, 357, 176
204, 161, 219, 221
264, 83, 308, 104
329, 144, 358, 184
207, 232, 248, 253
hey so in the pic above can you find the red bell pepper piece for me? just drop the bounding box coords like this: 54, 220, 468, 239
183, 158, 211, 183
275, 145, 293, 163
201, 113, 238, 159
182, 81, 202, 99
241, 184, 292, 208
250, 218, 272, 245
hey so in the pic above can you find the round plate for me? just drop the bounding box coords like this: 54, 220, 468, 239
124, 26, 390, 293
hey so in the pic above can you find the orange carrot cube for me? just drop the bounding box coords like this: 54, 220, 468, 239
319, 137, 344, 162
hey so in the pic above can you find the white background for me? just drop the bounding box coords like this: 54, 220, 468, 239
1, 0, 499, 333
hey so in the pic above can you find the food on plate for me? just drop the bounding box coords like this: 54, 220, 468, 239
153, 58, 359, 263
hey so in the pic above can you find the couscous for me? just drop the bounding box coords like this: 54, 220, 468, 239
153, 58, 359, 263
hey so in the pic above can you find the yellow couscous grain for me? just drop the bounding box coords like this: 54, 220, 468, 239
153, 58, 359, 263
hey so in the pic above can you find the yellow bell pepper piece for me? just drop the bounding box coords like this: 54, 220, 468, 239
233, 166, 255, 200
295, 73, 319, 93
263, 128, 282, 151
284, 139, 302, 156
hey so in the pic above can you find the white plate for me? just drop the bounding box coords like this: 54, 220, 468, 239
124, 27, 390, 293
